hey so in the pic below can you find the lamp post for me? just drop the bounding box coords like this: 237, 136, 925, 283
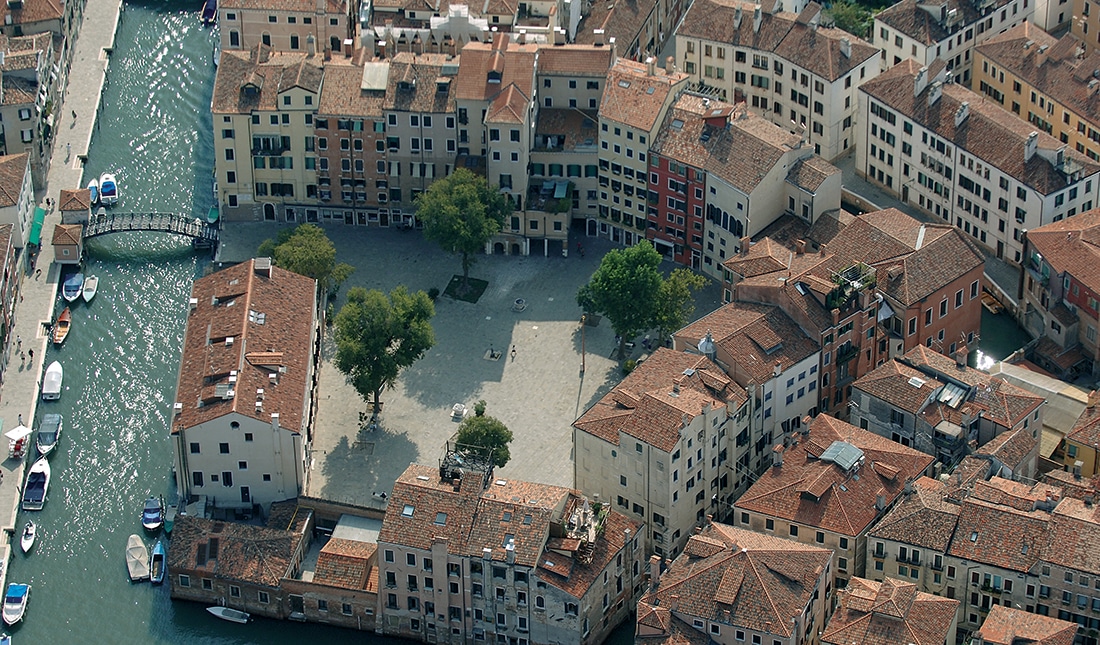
580, 314, 587, 375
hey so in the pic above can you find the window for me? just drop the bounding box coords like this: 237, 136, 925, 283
230, 585, 241, 598
179, 575, 190, 587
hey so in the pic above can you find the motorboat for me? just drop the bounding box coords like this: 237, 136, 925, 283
1, 632, 11, 644
19, 521, 35, 553
125, 534, 149, 582
41, 361, 63, 400
99, 173, 118, 206
82, 275, 99, 303
35, 413, 62, 457
62, 274, 84, 302
149, 540, 166, 584
52, 307, 71, 344
141, 496, 164, 531
206, 606, 250, 624
21, 457, 50, 511
201, 0, 216, 25
87, 178, 99, 206
2, 584, 28, 625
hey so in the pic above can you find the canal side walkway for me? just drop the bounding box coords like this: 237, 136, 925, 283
0, 0, 123, 588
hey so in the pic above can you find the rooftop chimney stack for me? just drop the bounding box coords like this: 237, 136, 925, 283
927, 80, 943, 106
955, 343, 969, 367
734, 4, 743, 28
1025, 131, 1039, 161
795, 239, 805, 255
954, 101, 970, 127
753, 4, 762, 32
649, 555, 662, 590
307, 33, 316, 56
592, 28, 604, 46
840, 36, 851, 58
914, 65, 929, 96
1036, 43, 1049, 66
646, 56, 656, 76
740, 236, 751, 254
665, 55, 676, 75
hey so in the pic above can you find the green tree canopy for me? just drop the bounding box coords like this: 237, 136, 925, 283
455, 414, 514, 468
257, 223, 354, 298
333, 285, 436, 415
653, 268, 709, 343
826, 0, 873, 38
577, 241, 664, 358
414, 168, 510, 290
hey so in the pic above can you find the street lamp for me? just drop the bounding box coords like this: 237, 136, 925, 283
580, 314, 587, 375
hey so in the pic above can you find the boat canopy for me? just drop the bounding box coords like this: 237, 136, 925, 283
5, 585, 27, 600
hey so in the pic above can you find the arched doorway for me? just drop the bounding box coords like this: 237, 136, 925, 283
510, 243, 521, 255
586, 219, 597, 236
494, 242, 505, 254
263, 203, 276, 221
330, 36, 341, 54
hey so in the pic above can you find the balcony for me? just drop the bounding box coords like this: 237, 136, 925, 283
251, 145, 289, 156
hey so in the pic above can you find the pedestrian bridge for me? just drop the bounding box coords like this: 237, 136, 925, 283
83, 211, 219, 246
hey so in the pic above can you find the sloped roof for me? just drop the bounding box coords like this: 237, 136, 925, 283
868, 476, 960, 551
1044, 496, 1100, 576
947, 497, 1047, 572
312, 538, 377, 590
384, 52, 457, 114
1026, 208, 1100, 298
51, 224, 81, 246
455, 34, 536, 103
975, 605, 1076, 645
212, 46, 323, 115
58, 188, 90, 213
317, 59, 385, 118
822, 577, 959, 645
853, 359, 942, 415
599, 58, 689, 132
876, 0, 1014, 46
0, 153, 26, 208
167, 514, 304, 586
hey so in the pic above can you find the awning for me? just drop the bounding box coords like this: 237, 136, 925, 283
28, 207, 46, 246
4, 425, 30, 441
877, 300, 895, 322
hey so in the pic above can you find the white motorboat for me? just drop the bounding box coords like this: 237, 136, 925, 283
20, 521, 35, 553
125, 534, 149, 582
1, 584, 28, 625
207, 606, 250, 623
62, 273, 83, 303
87, 178, 99, 205
82, 275, 99, 303
99, 173, 118, 206
35, 413, 62, 457
41, 361, 63, 400
21, 458, 50, 511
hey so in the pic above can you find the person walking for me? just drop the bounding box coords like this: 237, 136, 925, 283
27, 349, 33, 363
510, 345, 517, 361
15, 335, 20, 351
71, 109, 77, 122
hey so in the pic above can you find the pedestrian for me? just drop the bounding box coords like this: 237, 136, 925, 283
511, 345, 517, 361
19, 351, 24, 363
66, 142, 71, 158
15, 335, 20, 350
17, 414, 22, 426
71, 109, 76, 122
27, 349, 32, 363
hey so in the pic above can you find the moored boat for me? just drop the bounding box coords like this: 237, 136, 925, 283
35, 413, 62, 457
52, 307, 71, 344
164, 505, 177, 534
141, 496, 164, 531
82, 275, 99, 303
19, 521, 35, 553
1, 584, 29, 625
206, 606, 250, 624
21, 458, 50, 511
87, 178, 99, 205
99, 173, 118, 206
150, 540, 166, 584
125, 534, 149, 582
41, 361, 63, 400
62, 274, 83, 302
201, 0, 216, 25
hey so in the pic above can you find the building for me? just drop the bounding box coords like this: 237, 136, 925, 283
0, 153, 34, 248
378, 461, 646, 645
635, 523, 833, 645
674, 302, 821, 448
973, 605, 1076, 645
724, 208, 985, 417
871, 0, 1034, 82
573, 348, 750, 559
57, 187, 91, 225
821, 577, 959, 645
1052, 390, 1100, 477
50, 223, 81, 264
1072, 0, 1100, 56
219, 0, 353, 54
648, 93, 840, 276
973, 25, 1100, 164
675, 1, 879, 161
851, 346, 1045, 465
0, 223, 17, 368
596, 57, 689, 246
0, 34, 57, 187
171, 259, 320, 511
857, 59, 1100, 264
734, 414, 936, 587
213, 46, 324, 221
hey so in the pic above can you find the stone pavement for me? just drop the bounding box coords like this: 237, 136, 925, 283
0, 0, 123, 586
218, 224, 725, 510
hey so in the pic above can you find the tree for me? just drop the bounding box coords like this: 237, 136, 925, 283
577, 241, 663, 359
333, 285, 435, 415
653, 268, 709, 345
414, 168, 510, 292
258, 223, 354, 298
826, 0, 872, 38
456, 414, 514, 468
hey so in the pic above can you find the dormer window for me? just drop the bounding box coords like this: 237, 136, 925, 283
488, 70, 502, 84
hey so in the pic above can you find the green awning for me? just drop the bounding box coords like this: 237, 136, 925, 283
27, 207, 46, 246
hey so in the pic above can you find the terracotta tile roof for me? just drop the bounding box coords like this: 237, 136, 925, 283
1, 75, 35, 107
975, 605, 1077, 645
485, 83, 529, 124
854, 359, 944, 415
736, 415, 935, 536
51, 224, 81, 246
969, 477, 1057, 512
574, 348, 747, 452
1026, 208, 1100, 296
675, 302, 820, 387
539, 510, 643, 599
469, 480, 572, 567
172, 259, 317, 434
534, 108, 599, 151
0, 0, 62, 26
1044, 496, 1100, 575
212, 47, 323, 115
822, 577, 959, 645
899, 345, 988, 386
599, 58, 690, 133
383, 52, 458, 114
378, 463, 484, 555
652, 94, 810, 195
786, 155, 839, 193
773, 22, 879, 82
947, 497, 1047, 572
724, 237, 801, 279
535, 44, 613, 76
313, 538, 377, 590
455, 35, 536, 103
167, 514, 304, 586
636, 605, 711, 645
868, 476, 959, 551
58, 188, 90, 213
1040, 469, 1100, 500
0, 153, 26, 208
974, 426, 1038, 474
572, 0, 650, 52
223, 0, 344, 11
942, 455, 993, 503
318, 59, 385, 118
1033, 335, 1088, 371
876, 0, 1013, 46
641, 523, 832, 638
860, 60, 1100, 195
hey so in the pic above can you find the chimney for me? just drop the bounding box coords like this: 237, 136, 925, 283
593, 28, 604, 46
553, 27, 566, 45
954, 101, 970, 127
307, 33, 316, 56
649, 555, 662, 590
323, 46, 331, 62
955, 343, 968, 367
773, 361, 782, 377
609, 37, 617, 64
773, 444, 785, 466
1025, 131, 1039, 161
795, 239, 805, 255
914, 65, 929, 96
505, 542, 516, 564
840, 36, 851, 58
670, 595, 679, 611
379, 40, 387, 59
1090, 79, 1100, 97
740, 236, 751, 254
344, 38, 354, 57
254, 257, 273, 277
753, 3, 762, 32
734, 4, 743, 28
453, 475, 462, 491
927, 80, 942, 106
665, 55, 676, 75
270, 412, 280, 431
646, 56, 656, 76
1036, 43, 1049, 67
875, 492, 886, 511
819, 243, 827, 256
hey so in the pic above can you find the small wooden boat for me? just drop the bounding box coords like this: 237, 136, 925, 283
2, 584, 28, 625
19, 521, 35, 553
21, 458, 50, 511
87, 178, 99, 205
142, 496, 165, 531
82, 275, 99, 303
126, 534, 149, 582
207, 606, 250, 624
150, 540, 166, 584
35, 413, 62, 457
62, 273, 83, 302
52, 307, 71, 344
41, 361, 63, 400
99, 173, 118, 206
